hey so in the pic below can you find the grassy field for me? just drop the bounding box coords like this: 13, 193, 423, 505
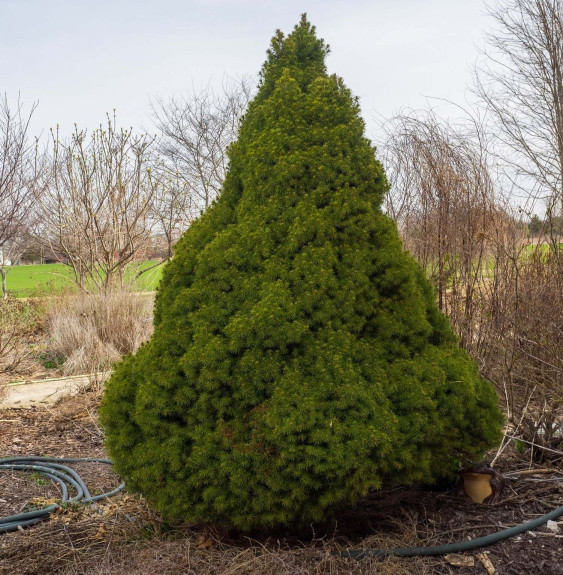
3, 261, 164, 298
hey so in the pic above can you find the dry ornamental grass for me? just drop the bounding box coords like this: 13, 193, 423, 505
43, 290, 153, 376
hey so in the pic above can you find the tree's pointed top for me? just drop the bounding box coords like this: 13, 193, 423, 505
257, 14, 330, 98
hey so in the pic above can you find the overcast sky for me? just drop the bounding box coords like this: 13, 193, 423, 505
1, 0, 493, 139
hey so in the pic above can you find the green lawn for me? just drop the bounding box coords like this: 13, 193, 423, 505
521, 241, 563, 255
3, 261, 164, 298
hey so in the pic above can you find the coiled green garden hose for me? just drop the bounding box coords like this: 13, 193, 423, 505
0, 456, 125, 534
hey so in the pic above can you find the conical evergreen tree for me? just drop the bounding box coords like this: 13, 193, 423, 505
100, 16, 503, 529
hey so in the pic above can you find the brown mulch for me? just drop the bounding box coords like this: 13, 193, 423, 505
1, 391, 562, 575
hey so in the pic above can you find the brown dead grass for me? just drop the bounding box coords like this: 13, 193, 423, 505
0, 495, 433, 575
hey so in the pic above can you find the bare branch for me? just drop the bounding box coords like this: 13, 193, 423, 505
474, 0, 563, 219
151, 76, 253, 212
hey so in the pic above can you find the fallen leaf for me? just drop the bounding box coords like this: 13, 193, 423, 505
476, 552, 496, 574
195, 534, 215, 549
445, 553, 475, 567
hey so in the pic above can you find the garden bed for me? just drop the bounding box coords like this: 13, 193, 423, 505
1, 391, 561, 574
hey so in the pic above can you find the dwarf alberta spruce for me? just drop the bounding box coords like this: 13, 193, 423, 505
100, 16, 503, 529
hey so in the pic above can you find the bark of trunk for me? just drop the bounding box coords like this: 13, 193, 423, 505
0, 267, 7, 299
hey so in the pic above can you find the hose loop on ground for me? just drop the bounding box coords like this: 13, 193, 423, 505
0, 456, 125, 534
334, 502, 563, 558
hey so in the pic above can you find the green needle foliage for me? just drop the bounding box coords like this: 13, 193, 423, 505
100, 16, 503, 529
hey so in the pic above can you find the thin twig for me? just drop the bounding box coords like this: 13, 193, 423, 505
505, 434, 563, 457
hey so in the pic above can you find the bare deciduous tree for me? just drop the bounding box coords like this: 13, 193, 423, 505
475, 0, 563, 219
36, 116, 158, 292
0, 95, 37, 298
151, 77, 253, 212
469, 1, 563, 451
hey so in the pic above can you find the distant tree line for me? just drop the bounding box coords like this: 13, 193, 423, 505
528, 213, 563, 236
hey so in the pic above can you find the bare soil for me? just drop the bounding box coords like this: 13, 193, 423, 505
1, 391, 562, 575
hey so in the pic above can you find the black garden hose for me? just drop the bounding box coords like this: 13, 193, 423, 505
0, 456, 125, 534
335, 502, 563, 558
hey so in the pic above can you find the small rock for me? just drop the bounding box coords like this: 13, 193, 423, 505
546, 520, 560, 533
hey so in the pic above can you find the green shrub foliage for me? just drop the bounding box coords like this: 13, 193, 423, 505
100, 16, 503, 529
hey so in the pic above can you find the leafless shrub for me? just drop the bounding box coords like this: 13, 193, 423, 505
467, 0, 563, 457
381, 110, 504, 344
43, 290, 153, 376
0, 299, 39, 389
471, 231, 563, 458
